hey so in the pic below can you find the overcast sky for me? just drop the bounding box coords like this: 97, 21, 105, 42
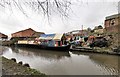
0, 0, 119, 37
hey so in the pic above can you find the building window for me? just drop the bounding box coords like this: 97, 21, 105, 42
110, 19, 115, 26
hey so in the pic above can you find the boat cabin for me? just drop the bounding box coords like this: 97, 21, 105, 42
38, 34, 64, 47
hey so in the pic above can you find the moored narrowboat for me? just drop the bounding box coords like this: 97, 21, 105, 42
16, 33, 70, 51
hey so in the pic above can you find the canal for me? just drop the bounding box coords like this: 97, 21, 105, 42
1, 46, 119, 75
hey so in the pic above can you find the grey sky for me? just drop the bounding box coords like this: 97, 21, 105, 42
0, 0, 119, 37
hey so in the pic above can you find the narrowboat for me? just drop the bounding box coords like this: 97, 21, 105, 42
16, 34, 71, 51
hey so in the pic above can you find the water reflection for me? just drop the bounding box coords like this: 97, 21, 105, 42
71, 51, 119, 75
0, 46, 8, 55
89, 54, 119, 75
10, 46, 71, 60
1, 46, 119, 75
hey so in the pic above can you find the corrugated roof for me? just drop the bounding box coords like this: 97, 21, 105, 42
0, 32, 8, 38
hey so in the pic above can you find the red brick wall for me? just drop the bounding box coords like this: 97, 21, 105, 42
104, 18, 119, 33
21, 29, 35, 37
0, 33, 8, 38
105, 25, 118, 33
104, 20, 110, 28
11, 28, 36, 37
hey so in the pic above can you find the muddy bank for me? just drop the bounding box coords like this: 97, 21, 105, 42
1, 56, 46, 76
70, 47, 120, 56
93, 47, 120, 55
0, 40, 14, 46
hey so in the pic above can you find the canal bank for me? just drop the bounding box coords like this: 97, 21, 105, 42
70, 46, 120, 56
2, 44, 120, 56
1, 56, 46, 76
1, 46, 119, 75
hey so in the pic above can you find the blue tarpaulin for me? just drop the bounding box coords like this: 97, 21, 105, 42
39, 33, 63, 41
39, 33, 63, 46
40, 34, 55, 40
40, 34, 55, 37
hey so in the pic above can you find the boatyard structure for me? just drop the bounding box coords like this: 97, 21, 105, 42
0, 32, 8, 40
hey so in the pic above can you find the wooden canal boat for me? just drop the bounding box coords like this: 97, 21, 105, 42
16, 43, 71, 51
15, 33, 71, 51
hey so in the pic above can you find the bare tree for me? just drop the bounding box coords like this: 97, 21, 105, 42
0, 0, 72, 18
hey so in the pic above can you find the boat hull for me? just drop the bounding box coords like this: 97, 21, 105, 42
16, 44, 71, 51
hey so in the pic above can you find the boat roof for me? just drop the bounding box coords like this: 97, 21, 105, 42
53, 34, 63, 41
39, 34, 63, 41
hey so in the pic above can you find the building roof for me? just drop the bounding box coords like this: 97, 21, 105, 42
11, 28, 45, 37
0, 32, 8, 38
32, 32, 45, 37
69, 30, 88, 34
12, 28, 35, 34
106, 13, 120, 20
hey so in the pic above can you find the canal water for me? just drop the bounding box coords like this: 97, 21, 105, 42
1, 46, 119, 75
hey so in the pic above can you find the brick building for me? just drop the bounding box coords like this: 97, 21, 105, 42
11, 28, 44, 38
69, 30, 89, 37
104, 14, 120, 47
0, 32, 8, 40
65, 30, 89, 41
104, 13, 120, 33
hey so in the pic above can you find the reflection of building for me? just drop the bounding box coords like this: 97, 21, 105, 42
11, 47, 71, 60
104, 14, 120, 33
89, 54, 118, 74
0, 32, 8, 40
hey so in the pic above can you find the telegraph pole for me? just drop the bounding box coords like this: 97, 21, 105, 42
81, 25, 83, 36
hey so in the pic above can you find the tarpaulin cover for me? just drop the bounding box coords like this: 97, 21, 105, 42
39, 34, 55, 40
53, 34, 63, 41
39, 34, 63, 41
